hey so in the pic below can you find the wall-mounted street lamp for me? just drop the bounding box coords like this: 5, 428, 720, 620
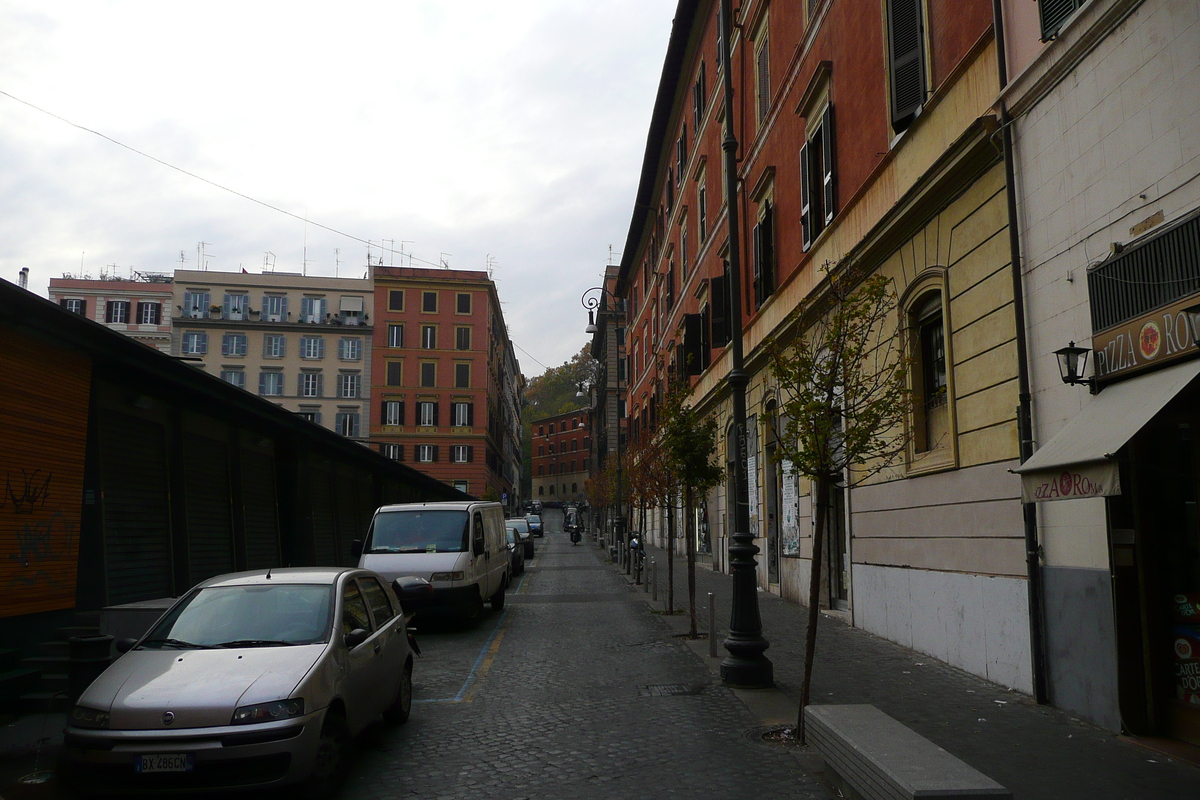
1054, 341, 1093, 388
1182, 304, 1200, 348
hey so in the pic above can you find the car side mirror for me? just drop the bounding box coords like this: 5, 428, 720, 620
115, 637, 138, 654
344, 628, 370, 649
351, 539, 364, 559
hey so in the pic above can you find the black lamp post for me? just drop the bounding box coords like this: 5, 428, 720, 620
582, 286, 625, 558
717, 0, 772, 688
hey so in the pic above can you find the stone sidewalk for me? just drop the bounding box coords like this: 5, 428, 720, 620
620, 539, 1200, 800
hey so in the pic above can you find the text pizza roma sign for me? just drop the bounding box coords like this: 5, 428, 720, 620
1093, 295, 1200, 382
1020, 461, 1121, 503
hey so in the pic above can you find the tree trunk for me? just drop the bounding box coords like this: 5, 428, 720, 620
686, 484, 697, 637
798, 474, 830, 743
666, 498, 675, 614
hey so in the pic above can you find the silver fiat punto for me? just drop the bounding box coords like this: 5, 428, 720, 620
62, 567, 414, 796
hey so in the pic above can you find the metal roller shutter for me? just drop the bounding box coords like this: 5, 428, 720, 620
308, 461, 338, 566
98, 411, 172, 605
184, 434, 234, 584
240, 449, 280, 570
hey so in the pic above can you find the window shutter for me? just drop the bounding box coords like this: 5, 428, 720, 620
380, 401, 388, 425
337, 339, 345, 359
1039, 0, 1083, 40
433, 402, 440, 426
800, 141, 812, 250
279, 296, 288, 319
752, 220, 764, 308
693, 80, 703, 132
467, 446, 474, 463
888, 0, 926, 132
821, 105, 836, 225
223, 294, 231, 318
318, 338, 326, 358
710, 269, 729, 347
397, 443, 404, 461
432, 445, 439, 462
222, 334, 231, 356
297, 373, 305, 395
104, 302, 114, 323
762, 202, 775, 298
258, 372, 267, 396
467, 403, 475, 426
756, 34, 771, 120
700, 304, 711, 369
316, 373, 323, 396
682, 313, 704, 376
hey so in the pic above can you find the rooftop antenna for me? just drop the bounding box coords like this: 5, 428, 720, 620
383, 239, 394, 267
178, 249, 188, 266
335, 248, 341, 277
198, 242, 212, 271
80, 251, 85, 271
400, 241, 413, 267
440, 253, 452, 269
486, 253, 497, 280
302, 207, 309, 276
264, 251, 276, 272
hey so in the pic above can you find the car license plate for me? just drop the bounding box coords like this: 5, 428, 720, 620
135, 753, 194, 773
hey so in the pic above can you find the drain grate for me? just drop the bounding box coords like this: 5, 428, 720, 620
640, 683, 707, 697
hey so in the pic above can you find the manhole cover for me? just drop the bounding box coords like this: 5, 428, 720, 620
641, 683, 707, 697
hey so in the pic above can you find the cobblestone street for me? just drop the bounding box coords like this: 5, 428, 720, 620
339, 511, 827, 800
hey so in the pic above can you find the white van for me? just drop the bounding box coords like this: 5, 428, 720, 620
355, 501, 509, 619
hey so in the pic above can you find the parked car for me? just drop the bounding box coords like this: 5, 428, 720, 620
62, 567, 413, 797
505, 526, 525, 576
507, 517, 534, 559
356, 501, 508, 620
526, 514, 544, 537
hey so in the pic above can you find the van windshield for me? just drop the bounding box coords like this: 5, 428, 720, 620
368, 510, 470, 554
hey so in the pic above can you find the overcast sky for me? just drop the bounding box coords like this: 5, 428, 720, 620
0, 1, 675, 376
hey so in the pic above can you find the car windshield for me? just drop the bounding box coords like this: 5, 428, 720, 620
526, 515, 541, 524
368, 509, 470, 553
141, 584, 333, 649
507, 518, 530, 533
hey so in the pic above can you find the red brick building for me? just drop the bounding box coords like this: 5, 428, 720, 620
531, 409, 589, 505
370, 266, 523, 506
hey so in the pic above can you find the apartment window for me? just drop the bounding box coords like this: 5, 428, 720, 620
338, 337, 362, 361
224, 293, 248, 320
382, 400, 404, 426
452, 401, 473, 427
570, 459, 576, 472
183, 291, 209, 318
754, 18, 771, 123
681, 218, 689, 279
296, 409, 319, 424
416, 445, 436, 463
453, 480, 469, 493
455, 327, 471, 350
422, 291, 437, 312
538, 426, 544, 436
386, 361, 402, 386
336, 411, 361, 438
455, 363, 470, 388
221, 332, 248, 357
800, 104, 837, 251
417, 401, 437, 427
549, 463, 556, 475
538, 445, 544, 457
105, 300, 130, 324
137, 301, 161, 325
61, 298, 85, 315
548, 443, 555, 455
666, 167, 675, 211
538, 485, 544, 495
698, 175, 707, 242
337, 373, 361, 399
451, 445, 473, 463
300, 371, 322, 398
886, 0, 927, 133
692, 61, 707, 134
339, 296, 364, 325
381, 443, 402, 460
752, 201, 776, 309
537, 465, 544, 476
456, 293, 471, 314
182, 331, 207, 355
300, 296, 327, 323
666, 263, 675, 309
420, 362, 436, 387
259, 370, 284, 397
220, 369, 245, 389
262, 294, 287, 321
421, 325, 437, 349
1039, 0, 1086, 41
264, 334, 286, 358
676, 127, 688, 181
388, 290, 405, 311
301, 336, 325, 359
388, 324, 404, 348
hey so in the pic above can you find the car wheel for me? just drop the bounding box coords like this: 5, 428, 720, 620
305, 710, 349, 798
490, 587, 505, 611
383, 658, 413, 725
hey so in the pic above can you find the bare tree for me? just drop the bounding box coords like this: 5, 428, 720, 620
766, 263, 912, 741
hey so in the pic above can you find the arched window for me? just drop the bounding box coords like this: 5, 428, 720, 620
901, 269, 957, 473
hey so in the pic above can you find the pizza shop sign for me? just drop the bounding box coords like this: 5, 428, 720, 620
1093, 296, 1200, 381
1020, 461, 1121, 503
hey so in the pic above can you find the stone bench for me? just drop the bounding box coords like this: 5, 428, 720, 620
804, 704, 1011, 800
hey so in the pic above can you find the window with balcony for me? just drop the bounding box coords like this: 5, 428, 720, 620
221, 333, 248, 357
262, 294, 287, 322
183, 291, 210, 318
105, 300, 130, 324
182, 331, 207, 355
300, 296, 327, 323
224, 294, 248, 320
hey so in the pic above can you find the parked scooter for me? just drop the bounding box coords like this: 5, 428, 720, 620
570, 528, 581, 545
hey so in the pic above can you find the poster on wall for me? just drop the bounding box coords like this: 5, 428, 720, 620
781, 460, 800, 555
746, 454, 758, 537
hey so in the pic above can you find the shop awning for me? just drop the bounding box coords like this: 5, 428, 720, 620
1014, 359, 1200, 502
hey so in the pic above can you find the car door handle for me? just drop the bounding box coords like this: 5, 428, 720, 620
373, 643, 381, 654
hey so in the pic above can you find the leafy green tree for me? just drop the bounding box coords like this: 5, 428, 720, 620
766, 264, 912, 741
661, 380, 722, 637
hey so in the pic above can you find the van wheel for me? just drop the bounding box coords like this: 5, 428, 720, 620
490, 587, 505, 611
463, 593, 484, 624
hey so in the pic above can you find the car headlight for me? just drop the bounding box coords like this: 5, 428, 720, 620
70, 705, 110, 729
429, 571, 463, 582
231, 699, 305, 725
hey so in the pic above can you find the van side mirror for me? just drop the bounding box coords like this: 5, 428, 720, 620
351, 539, 364, 559
344, 628, 370, 649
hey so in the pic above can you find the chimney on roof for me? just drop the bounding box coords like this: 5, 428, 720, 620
18, 267, 29, 289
